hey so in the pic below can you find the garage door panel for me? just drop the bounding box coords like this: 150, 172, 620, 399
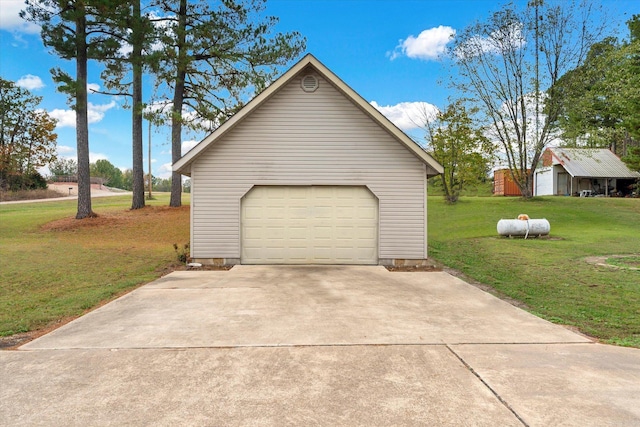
243, 207, 265, 220
265, 207, 286, 219
241, 186, 378, 264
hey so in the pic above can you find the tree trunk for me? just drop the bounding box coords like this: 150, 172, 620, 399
75, 1, 94, 219
130, 0, 145, 210
169, 0, 188, 208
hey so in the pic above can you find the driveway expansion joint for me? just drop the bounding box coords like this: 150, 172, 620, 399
446, 344, 529, 427
18, 341, 596, 352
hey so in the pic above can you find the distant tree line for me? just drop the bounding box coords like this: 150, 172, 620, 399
49, 157, 190, 193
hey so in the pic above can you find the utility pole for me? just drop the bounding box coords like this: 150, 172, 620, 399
533, 0, 541, 150
147, 117, 153, 199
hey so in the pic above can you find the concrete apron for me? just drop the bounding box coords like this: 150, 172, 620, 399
2, 266, 639, 426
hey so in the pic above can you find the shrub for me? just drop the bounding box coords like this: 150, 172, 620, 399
0, 171, 48, 191
173, 242, 190, 263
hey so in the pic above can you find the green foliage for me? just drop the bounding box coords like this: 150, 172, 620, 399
428, 196, 640, 347
424, 101, 493, 203
90, 159, 124, 188
2, 171, 48, 192
622, 146, 640, 172
622, 146, 640, 192
99, 1, 155, 96
451, 0, 605, 198
0, 77, 58, 190
552, 15, 640, 152
150, 0, 307, 133
121, 168, 133, 191
95, 0, 154, 210
143, 176, 189, 193
49, 158, 78, 177
21, 0, 131, 218
22, 0, 127, 105
172, 242, 190, 263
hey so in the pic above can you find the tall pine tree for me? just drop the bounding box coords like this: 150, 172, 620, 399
150, 0, 305, 207
22, 0, 123, 218
98, 0, 154, 209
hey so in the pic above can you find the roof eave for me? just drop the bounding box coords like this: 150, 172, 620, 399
173, 56, 316, 175
172, 54, 444, 176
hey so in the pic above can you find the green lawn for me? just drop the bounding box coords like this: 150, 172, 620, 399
1, 193, 639, 348
0, 195, 189, 336
428, 195, 640, 347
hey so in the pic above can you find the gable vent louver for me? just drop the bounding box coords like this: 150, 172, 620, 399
301, 74, 319, 92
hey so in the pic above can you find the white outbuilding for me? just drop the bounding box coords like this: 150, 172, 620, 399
534, 148, 639, 197
173, 54, 443, 266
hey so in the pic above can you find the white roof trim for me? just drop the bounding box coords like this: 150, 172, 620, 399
173, 54, 443, 176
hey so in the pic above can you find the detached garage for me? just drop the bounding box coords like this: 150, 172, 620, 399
173, 54, 443, 266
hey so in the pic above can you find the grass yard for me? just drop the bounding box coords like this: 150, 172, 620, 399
1, 193, 639, 348
0, 195, 189, 337
428, 196, 640, 347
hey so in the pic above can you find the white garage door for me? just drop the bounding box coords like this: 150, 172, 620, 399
241, 186, 378, 264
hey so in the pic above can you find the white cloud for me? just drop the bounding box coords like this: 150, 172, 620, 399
89, 152, 108, 163
49, 109, 76, 128
158, 162, 173, 179
143, 158, 158, 166
145, 100, 218, 132
371, 101, 439, 131
49, 100, 118, 128
183, 110, 217, 132
57, 145, 75, 155
181, 140, 199, 155
16, 74, 45, 90
87, 100, 117, 122
118, 42, 133, 57
144, 100, 173, 115
455, 22, 526, 59
0, 0, 40, 34
52, 147, 108, 163
87, 83, 100, 94
390, 26, 456, 61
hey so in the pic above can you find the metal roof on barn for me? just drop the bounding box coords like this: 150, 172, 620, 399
549, 148, 640, 179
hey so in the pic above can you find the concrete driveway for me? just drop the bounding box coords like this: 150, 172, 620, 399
2, 266, 639, 426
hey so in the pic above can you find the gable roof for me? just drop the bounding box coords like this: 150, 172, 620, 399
548, 148, 640, 179
173, 54, 443, 176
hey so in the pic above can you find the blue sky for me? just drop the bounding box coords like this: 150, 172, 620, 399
0, 0, 637, 178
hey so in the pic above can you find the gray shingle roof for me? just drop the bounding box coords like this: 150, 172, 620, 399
550, 148, 640, 179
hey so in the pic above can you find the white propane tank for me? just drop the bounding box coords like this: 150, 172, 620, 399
497, 217, 550, 238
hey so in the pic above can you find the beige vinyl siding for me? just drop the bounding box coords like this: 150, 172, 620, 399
191, 70, 427, 261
